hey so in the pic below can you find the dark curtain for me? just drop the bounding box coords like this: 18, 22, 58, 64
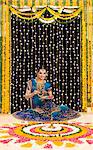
11, 11, 81, 113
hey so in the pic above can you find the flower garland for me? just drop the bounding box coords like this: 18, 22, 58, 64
2, 3, 6, 113
9, 5, 81, 22
47, 7, 81, 18
80, 2, 87, 111
9, 6, 46, 20
10, 6, 45, 16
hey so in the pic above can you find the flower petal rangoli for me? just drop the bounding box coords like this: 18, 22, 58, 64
0, 121, 93, 148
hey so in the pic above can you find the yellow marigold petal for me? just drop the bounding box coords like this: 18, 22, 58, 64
29, 122, 37, 125
87, 125, 93, 129
36, 140, 47, 145
86, 135, 93, 139
0, 135, 12, 138
65, 143, 75, 147
53, 141, 63, 146
13, 123, 21, 126
21, 143, 32, 148
0, 130, 8, 133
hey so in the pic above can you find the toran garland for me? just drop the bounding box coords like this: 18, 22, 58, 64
9, 5, 81, 22
9, 6, 46, 20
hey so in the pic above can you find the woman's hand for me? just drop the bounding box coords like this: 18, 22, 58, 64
47, 90, 54, 100
42, 90, 47, 95
34, 90, 40, 95
24, 93, 32, 99
24, 90, 40, 100
38, 95, 54, 100
40, 96, 47, 99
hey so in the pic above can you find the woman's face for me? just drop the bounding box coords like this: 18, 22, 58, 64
37, 69, 47, 80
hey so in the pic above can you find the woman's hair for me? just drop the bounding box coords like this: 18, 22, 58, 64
37, 66, 47, 73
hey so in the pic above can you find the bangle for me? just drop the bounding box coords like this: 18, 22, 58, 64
48, 96, 53, 99
45, 96, 53, 99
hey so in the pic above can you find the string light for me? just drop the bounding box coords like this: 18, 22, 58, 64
11, 12, 81, 112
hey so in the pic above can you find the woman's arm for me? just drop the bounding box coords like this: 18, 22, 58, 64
24, 80, 40, 99
47, 89, 54, 99
24, 80, 33, 99
39, 89, 54, 100
24, 92, 35, 100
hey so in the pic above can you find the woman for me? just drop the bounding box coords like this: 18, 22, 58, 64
13, 68, 80, 121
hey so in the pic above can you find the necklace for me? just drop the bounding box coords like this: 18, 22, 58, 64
36, 78, 45, 91
37, 82, 44, 91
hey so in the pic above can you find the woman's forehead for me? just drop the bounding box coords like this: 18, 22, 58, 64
39, 69, 46, 73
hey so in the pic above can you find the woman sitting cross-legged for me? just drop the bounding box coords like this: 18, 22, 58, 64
13, 67, 80, 121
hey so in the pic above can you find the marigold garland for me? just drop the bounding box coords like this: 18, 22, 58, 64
9, 5, 81, 21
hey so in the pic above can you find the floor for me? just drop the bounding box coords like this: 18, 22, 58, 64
0, 110, 93, 150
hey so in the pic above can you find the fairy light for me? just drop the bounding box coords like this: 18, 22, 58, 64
11, 10, 81, 112
52, 23, 56, 103
70, 22, 72, 104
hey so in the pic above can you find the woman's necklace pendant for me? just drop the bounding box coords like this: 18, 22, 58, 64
37, 82, 44, 91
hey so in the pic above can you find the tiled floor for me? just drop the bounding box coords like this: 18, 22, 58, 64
0, 111, 93, 150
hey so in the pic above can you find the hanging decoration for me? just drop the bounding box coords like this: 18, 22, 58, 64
9, 5, 81, 23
